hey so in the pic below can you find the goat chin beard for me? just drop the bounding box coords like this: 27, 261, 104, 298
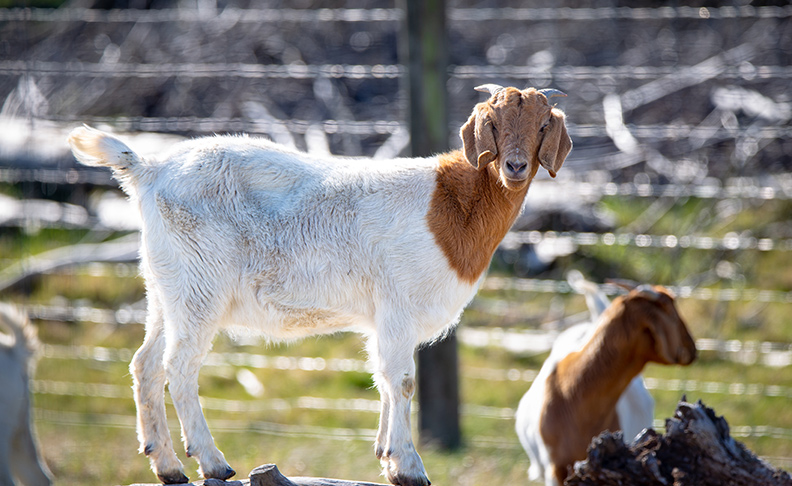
500, 174, 531, 191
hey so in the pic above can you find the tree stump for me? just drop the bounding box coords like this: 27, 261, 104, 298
566, 398, 792, 486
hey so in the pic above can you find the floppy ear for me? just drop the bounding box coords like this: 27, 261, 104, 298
538, 108, 572, 178
460, 105, 497, 170
646, 320, 672, 364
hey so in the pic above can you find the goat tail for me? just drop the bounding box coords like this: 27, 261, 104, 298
68, 125, 143, 171
0, 303, 38, 364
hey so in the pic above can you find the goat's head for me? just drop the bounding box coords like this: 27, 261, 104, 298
460, 85, 572, 190
623, 285, 697, 366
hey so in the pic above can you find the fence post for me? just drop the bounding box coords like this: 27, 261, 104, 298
399, 0, 461, 450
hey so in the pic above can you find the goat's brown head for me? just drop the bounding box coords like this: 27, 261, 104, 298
623, 285, 697, 366
460, 84, 572, 190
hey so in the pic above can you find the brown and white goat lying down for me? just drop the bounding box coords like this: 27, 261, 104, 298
67, 85, 572, 486
515, 284, 696, 486
0, 304, 52, 486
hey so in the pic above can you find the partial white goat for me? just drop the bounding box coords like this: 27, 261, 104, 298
67, 85, 572, 486
0, 304, 52, 486
515, 275, 696, 486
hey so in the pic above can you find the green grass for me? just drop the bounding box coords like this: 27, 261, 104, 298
5, 192, 792, 485
28, 312, 792, 485
30, 335, 792, 485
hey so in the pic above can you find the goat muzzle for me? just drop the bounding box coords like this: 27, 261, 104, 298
505, 159, 529, 177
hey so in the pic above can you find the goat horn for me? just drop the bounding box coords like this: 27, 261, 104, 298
539, 88, 567, 99
475, 84, 505, 96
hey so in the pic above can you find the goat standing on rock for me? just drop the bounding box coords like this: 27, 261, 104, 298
515, 280, 697, 486
67, 85, 571, 486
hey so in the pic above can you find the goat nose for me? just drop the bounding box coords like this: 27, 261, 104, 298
506, 159, 527, 174
679, 345, 697, 365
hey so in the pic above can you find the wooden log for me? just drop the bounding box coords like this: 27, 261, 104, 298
249, 464, 389, 486
125, 464, 388, 486
566, 398, 792, 486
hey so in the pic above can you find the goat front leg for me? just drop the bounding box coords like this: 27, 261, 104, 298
130, 298, 187, 484
164, 321, 234, 481
373, 331, 429, 486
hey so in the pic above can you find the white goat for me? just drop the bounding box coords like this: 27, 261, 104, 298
515, 276, 696, 486
0, 304, 52, 486
67, 85, 572, 486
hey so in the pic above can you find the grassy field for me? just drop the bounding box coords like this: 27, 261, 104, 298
2, 189, 792, 485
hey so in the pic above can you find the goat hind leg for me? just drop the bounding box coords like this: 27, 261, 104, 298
164, 323, 234, 481
131, 302, 188, 484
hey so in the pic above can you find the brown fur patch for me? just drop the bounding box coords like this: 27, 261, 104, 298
401, 376, 415, 399
426, 150, 529, 284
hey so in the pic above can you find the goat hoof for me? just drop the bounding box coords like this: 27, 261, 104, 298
204, 465, 236, 481
385, 471, 431, 486
157, 471, 189, 484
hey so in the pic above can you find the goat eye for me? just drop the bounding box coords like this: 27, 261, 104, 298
539, 123, 548, 133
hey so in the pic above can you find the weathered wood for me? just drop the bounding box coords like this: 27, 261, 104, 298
126, 481, 247, 486
250, 464, 388, 486
566, 398, 792, 486
125, 464, 388, 486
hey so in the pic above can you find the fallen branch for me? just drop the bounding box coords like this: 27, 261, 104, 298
0, 234, 140, 293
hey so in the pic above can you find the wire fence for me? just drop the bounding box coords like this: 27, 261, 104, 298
2, 6, 404, 23
5, 5, 792, 23
9, 60, 792, 82
29, 374, 792, 425
0, 60, 405, 79
37, 340, 792, 394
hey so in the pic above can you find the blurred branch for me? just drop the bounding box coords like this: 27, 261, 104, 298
0, 234, 139, 293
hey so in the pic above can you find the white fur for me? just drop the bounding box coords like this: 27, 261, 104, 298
68, 128, 479, 485
515, 275, 654, 486
0, 304, 53, 486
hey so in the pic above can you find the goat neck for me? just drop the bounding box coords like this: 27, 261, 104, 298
427, 149, 530, 285
554, 302, 650, 418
